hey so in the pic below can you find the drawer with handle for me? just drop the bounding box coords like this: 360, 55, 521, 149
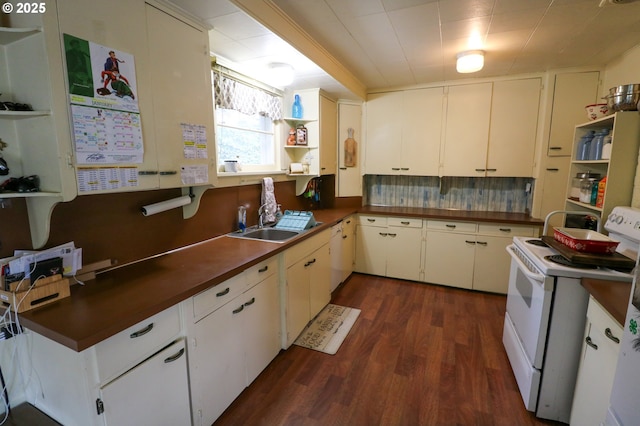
357, 215, 387, 227
388, 217, 423, 228
478, 224, 538, 237
94, 305, 182, 383
426, 220, 477, 233
244, 256, 278, 286
192, 273, 246, 321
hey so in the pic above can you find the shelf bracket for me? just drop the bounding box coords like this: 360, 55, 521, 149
26, 195, 63, 249
182, 185, 211, 219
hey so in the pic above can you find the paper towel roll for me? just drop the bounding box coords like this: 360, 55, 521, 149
290, 163, 304, 174
141, 195, 192, 216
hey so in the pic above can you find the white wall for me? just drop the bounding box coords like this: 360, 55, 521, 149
603, 44, 640, 95
602, 44, 640, 207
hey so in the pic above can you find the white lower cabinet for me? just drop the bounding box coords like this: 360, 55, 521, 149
330, 216, 356, 292
185, 257, 281, 426
571, 296, 623, 426
283, 229, 331, 348
424, 221, 538, 293
424, 229, 476, 289
354, 215, 424, 281
100, 339, 190, 426
26, 305, 188, 426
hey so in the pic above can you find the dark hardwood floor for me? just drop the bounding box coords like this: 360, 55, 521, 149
214, 273, 564, 426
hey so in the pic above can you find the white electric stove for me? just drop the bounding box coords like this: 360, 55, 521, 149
503, 209, 635, 423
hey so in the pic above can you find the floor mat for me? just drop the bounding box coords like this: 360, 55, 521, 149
293, 303, 361, 355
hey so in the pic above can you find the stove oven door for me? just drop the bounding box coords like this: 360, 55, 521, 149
503, 245, 555, 410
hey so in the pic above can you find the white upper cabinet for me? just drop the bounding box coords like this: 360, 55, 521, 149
365, 91, 403, 174
144, 3, 216, 189
547, 71, 600, 157
441, 83, 493, 176
487, 78, 541, 177
365, 87, 443, 176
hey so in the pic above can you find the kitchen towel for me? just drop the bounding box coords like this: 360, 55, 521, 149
261, 177, 277, 223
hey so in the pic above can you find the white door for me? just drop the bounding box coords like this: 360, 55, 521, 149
101, 340, 191, 426
402, 87, 443, 175
243, 274, 281, 385
487, 79, 540, 177
365, 92, 402, 174
441, 83, 492, 176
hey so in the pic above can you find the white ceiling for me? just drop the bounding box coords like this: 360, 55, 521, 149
168, 0, 640, 100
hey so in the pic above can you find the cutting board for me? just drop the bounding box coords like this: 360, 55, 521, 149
542, 236, 636, 269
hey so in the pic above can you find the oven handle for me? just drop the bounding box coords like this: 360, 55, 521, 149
506, 244, 545, 283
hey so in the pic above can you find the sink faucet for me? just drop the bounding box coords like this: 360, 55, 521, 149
258, 203, 268, 228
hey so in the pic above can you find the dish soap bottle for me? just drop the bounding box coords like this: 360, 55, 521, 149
275, 204, 283, 222
237, 206, 247, 232
292, 94, 303, 119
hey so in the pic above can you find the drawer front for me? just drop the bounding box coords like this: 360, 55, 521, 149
478, 224, 538, 237
245, 256, 278, 286
388, 217, 423, 228
95, 305, 181, 383
426, 220, 477, 233
357, 215, 387, 227
192, 273, 247, 320
284, 229, 331, 267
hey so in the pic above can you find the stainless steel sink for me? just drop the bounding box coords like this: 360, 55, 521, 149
227, 227, 300, 243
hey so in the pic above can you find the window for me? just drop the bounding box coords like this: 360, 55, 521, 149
215, 108, 275, 169
213, 70, 283, 172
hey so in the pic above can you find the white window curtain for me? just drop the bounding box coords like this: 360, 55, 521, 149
213, 71, 283, 121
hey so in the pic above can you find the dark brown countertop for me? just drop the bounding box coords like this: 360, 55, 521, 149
18, 208, 357, 352
18, 206, 541, 352
581, 278, 632, 326
358, 206, 544, 226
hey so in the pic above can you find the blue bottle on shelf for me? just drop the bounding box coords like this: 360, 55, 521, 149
589, 129, 609, 161
292, 94, 303, 119
576, 130, 595, 161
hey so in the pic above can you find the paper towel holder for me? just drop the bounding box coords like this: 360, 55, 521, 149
141, 187, 195, 217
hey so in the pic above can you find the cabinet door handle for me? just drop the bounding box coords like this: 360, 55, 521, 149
391, 167, 401, 171
216, 287, 230, 297
605, 328, 620, 344
465, 240, 476, 245
499, 228, 512, 232
232, 304, 245, 314
475, 168, 486, 172
339, 167, 347, 170
159, 170, 178, 175
549, 146, 562, 151
258, 266, 268, 273
304, 258, 317, 267
138, 170, 158, 175
446, 224, 456, 229
130, 323, 154, 339
486, 168, 497, 172
244, 297, 256, 307
346, 220, 351, 224
546, 168, 559, 172
476, 241, 487, 246
342, 235, 348, 239
585, 336, 598, 350
164, 347, 185, 364
379, 232, 388, 237
401, 221, 410, 225
367, 218, 376, 222
400, 168, 409, 171
388, 233, 397, 237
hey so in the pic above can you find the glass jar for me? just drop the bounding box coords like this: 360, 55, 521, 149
579, 177, 599, 203
570, 172, 601, 201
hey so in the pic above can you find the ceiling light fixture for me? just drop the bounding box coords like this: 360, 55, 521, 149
456, 50, 485, 74
267, 62, 294, 87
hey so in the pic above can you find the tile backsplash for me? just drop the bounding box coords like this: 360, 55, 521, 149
363, 175, 534, 213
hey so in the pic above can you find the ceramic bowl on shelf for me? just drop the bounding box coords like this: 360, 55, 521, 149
585, 103, 609, 121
